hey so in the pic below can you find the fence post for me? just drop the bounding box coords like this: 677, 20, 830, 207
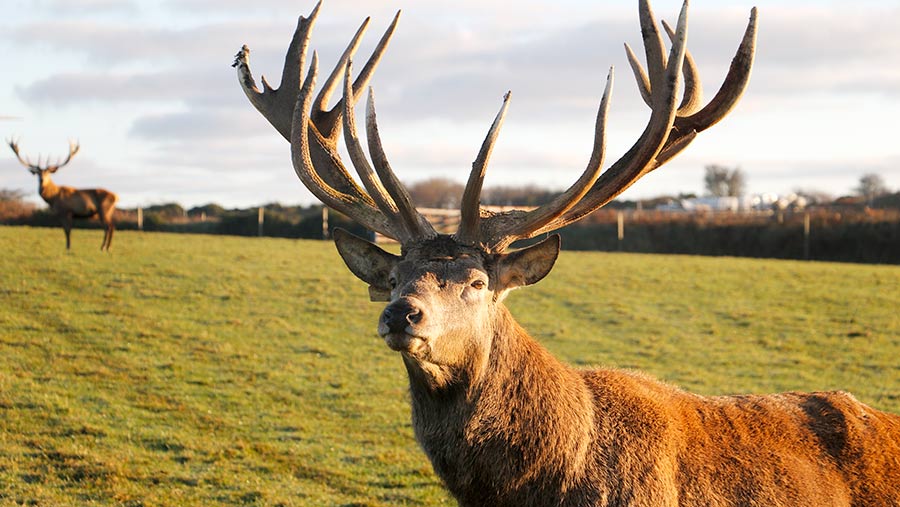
617, 211, 624, 251
803, 212, 810, 260
137, 207, 143, 231
322, 207, 329, 239
258, 206, 264, 237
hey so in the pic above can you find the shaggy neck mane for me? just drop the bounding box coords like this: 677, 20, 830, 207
404, 305, 596, 504
39, 176, 61, 203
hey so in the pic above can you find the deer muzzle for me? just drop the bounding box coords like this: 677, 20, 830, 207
379, 297, 427, 353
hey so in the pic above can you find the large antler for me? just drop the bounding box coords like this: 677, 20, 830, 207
237, 0, 757, 251
8, 138, 80, 173
234, 1, 434, 242
467, 0, 758, 251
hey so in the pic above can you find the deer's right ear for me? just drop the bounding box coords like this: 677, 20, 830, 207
333, 228, 400, 302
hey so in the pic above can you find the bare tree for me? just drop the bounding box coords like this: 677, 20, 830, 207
407, 177, 464, 208
0, 188, 28, 202
236, 1, 899, 505
704, 164, 745, 197
855, 173, 888, 205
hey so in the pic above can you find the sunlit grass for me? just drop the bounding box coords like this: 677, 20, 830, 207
1, 225, 898, 506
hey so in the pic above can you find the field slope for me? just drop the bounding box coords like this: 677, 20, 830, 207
1, 225, 898, 506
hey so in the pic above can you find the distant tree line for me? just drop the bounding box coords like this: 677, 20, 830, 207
406, 178, 562, 208
555, 207, 900, 264
2, 172, 898, 263
0, 198, 371, 240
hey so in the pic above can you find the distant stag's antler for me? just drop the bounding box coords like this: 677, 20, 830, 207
8, 138, 80, 174
236, 0, 757, 251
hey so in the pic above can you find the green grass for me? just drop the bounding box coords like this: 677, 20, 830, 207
1, 225, 898, 506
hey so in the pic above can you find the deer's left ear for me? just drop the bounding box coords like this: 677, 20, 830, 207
495, 234, 560, 294
333, 228, 399, 301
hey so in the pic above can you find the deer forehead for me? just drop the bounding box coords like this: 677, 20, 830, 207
394, 237, 493, 284
395, 256, 489, 284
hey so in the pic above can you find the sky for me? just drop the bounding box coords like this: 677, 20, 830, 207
2, 0, 899, 210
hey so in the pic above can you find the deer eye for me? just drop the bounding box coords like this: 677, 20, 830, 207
389, 277, 397, 289
470, 280, 485, 290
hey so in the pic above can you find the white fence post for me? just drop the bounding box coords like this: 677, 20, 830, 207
617, 211, 624, 250
258, 207, 264, 237
803, 212, 811, 260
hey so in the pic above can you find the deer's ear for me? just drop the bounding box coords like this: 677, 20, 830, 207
333, 228, 399, 301
495, 234, 560, 293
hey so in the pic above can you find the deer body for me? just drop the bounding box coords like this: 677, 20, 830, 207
9, 139, 117, 250
361, 234, 900, 506
38, 172, 117, 220
236, 1, 900, 504
412, 317, 900, 506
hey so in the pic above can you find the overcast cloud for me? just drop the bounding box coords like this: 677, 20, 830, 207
2, 0, 899, 208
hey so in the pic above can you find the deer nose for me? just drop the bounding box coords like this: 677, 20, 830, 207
381, 298, 424, 333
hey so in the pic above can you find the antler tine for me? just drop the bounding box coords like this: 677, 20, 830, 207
312, 10, 401, 139
63, 139, 80, 165
624, 43, 652, 107
626, 17, 703, 117
350, 11, 401, 109
484, 70, 614, 251
639, 0, 668, 94
365, 88, 436, 241
622, 0, 675, 111
312, 15, 371, 119
293, 52, 399, 239
673, 8, 757, 136
662, 19, 703, 116
45, 139, 80, 173
651, 6, 757, 169
7, 138, 33, 168
234, 1, 322, 141
455, 91, 512, 246
342, 61, 402, 225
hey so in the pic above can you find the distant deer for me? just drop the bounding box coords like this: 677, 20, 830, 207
235, 1, 900, 505
8, 139, 117, 251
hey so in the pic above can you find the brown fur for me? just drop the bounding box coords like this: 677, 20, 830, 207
411, 306, 900, 507
335, 232, 900, 507
37, 171, 117, 251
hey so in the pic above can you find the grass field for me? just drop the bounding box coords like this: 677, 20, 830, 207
1, 225, 898, 506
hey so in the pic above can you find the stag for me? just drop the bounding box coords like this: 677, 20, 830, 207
8, 139, 117, 251
235, 1, 900, 505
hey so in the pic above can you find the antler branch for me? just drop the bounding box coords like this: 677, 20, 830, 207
7, 138, 80, 173
482, 0, 757, 249
455, 91, 512, 246
7, 138, 34, 169
235, 3, 419, 240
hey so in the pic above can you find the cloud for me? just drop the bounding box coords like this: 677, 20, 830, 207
16, 66, 243, 107
9, 20, 258, 67
128, 106, 271, 142
34, 0, 139, 15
